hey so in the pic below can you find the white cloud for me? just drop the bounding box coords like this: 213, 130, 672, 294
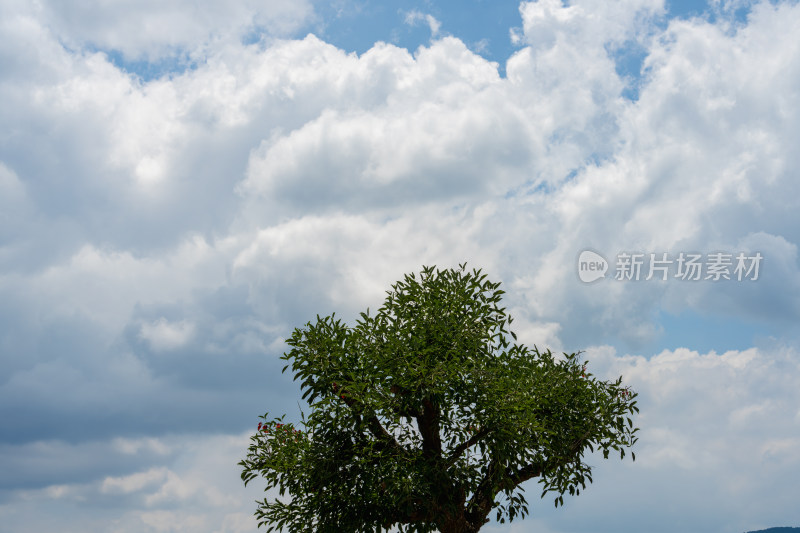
486, 0, 800, 351
404, 10, 442, 37
503, 343, 800, 533
2, 0, 800, 531
112, 437, 172, 456
139, 319, 196, 352
587, 344, 800, 471
102, 467, 169, 495
29, 0, 314, 61
0, 433, 263, 533
25, 236, 227, 330
518, 0, 665, 48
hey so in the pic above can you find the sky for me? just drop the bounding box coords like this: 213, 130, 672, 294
0, 0, 799, 531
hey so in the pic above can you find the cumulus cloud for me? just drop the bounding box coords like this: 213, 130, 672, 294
3, 345, 798, 532
494, 0, 800, 351
28, 0, 314, 61
0, 433, 262, 533
577, 344, 800, 532
1, 0, 800, 531
481, 343, 800, 533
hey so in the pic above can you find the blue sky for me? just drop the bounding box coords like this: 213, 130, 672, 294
1, 0, 799, 532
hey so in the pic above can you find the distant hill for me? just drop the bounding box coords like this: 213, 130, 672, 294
747, 527, 800, 533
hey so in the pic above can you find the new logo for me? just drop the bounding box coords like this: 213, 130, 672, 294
578, 250, 608, 283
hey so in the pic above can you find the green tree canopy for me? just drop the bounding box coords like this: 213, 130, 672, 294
240, 265, 639, 533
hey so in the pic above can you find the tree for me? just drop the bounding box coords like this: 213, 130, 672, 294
240, 264, 639, 533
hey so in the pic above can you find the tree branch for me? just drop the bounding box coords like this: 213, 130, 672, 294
444, 427, 491, 469
465, 458, 503, 523
338, 388, 406, 456
503, 462, 544, 488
